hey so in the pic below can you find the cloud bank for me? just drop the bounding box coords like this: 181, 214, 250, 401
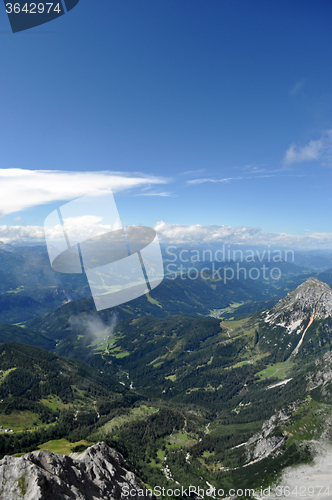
1, 221, 331, 250
154, 221, 332, 249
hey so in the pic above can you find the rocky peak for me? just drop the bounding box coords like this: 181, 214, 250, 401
0, 442, 154, 500
264, 278, 332, 328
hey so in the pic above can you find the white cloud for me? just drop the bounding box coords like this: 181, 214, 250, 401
285, 140, 322, 163
61, 215, 122, 239
0, 169, 169, 215
0, 219, 122, 245
62, 215, 103, 226
154, 221, 260, 243
0, 225, 45, 243
284, 130, 332, 164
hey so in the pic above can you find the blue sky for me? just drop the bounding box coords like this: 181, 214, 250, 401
1, 0, 332, 248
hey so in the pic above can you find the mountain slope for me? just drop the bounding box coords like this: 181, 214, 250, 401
0, 343, 121, 404
0, 342, 131, 446
0, 324, 55, 351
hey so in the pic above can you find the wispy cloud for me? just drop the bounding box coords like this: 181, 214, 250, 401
181, 169, 206, 176
241, 164, 267, 174
186, 172, 298, 185
290, 79, 305, 96
185, 161, 309, 186
0, 169, 169, 215
187, 177, 239, 185
284, 130, 332, 165
136, 191, 174, 197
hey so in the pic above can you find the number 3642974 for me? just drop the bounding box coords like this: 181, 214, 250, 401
5, 3, 62, 14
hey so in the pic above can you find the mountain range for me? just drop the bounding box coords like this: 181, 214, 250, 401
1, 244, 332, 497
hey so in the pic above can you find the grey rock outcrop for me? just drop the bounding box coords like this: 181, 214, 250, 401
307, 351, 332, 392
0, 442, 153, 500
246, 409, 292, 463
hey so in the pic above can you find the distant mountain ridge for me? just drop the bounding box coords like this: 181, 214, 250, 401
0, 240, 328, 324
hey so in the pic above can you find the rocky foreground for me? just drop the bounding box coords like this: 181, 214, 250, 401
0, 442, 152, 500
